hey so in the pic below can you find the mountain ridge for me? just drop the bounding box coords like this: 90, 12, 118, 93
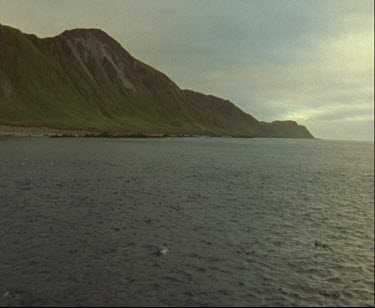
0, 24, 314, 138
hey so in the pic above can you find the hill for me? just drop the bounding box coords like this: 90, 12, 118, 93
0, 24, 313, 138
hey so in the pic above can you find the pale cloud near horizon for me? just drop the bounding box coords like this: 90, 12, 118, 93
0, 0, 373, 140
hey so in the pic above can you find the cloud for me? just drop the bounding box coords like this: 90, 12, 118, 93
173, 8, 374, 141
282, 104, 373, 122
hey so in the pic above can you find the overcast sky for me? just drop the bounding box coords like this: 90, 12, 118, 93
0, 0, 373, 140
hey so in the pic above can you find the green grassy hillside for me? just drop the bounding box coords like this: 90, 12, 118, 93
0, 24, 313, 138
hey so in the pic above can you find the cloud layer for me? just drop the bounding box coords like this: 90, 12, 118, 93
0, 0, 373, 140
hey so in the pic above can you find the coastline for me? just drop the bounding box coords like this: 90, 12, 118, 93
0, 125, 215, 139
0, 125, 103, 137
0, 125, 318, 139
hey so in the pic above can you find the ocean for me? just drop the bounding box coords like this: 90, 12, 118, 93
0, 137, 373, 306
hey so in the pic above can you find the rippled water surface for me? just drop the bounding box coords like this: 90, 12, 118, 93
0, 137, 374, 306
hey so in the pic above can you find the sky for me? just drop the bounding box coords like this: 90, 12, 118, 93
0, 0, 373, 141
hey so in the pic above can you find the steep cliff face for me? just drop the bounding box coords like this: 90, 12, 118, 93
0, 24, 314, 138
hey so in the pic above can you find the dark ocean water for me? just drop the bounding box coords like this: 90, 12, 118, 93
0, 137, 373, 307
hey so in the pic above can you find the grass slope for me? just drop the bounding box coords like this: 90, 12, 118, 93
0, 24, 314, 138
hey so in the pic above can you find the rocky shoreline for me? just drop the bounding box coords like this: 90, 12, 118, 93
0, 125, 100, 137
0, 125, 315, 140
0, 125, 225, 138
50, 132, 196, 139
